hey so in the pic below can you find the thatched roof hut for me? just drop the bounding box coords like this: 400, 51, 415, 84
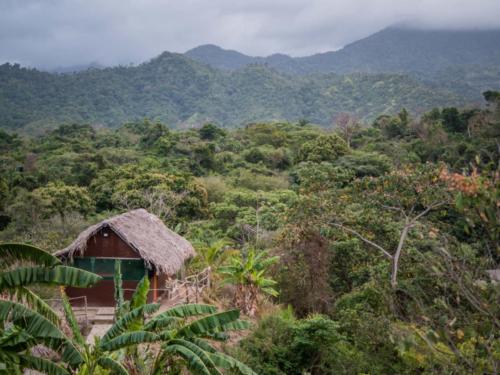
56, 208, 195, 276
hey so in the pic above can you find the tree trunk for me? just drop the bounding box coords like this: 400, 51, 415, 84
391, 221, 410, 289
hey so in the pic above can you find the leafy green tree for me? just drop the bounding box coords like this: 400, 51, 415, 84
332, 165, 451, 288
236, 309, 359, 375
337, 151, 391, 177
33, 182, 94, 233
441, 107, 467, 133
296, 134, 348, 163
373, 114, 408, 139
199, 123, 226, 140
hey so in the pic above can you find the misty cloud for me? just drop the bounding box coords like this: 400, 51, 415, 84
1, 0, 500, 69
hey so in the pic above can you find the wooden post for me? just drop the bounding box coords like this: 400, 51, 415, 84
83, 296, 88, 326
153, 273, 158, 302
195, 281, 199, 303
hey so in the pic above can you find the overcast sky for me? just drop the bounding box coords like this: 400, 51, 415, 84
1, 0, 500, 69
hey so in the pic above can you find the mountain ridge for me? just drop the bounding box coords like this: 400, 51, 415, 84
185, 27, 500, 74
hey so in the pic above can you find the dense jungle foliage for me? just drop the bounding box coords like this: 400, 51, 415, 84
0, 91, 499, 374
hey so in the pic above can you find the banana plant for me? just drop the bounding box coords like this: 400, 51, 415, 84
219, 248, 279, 316
0, 299, 84, 375
100, 303, 256, 375
0, 242, 101, 375
0, 243, 101, 324
105, 262, 256, 374
60, 290, 136, 375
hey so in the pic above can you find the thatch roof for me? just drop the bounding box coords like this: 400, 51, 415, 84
56, 209, 195, 275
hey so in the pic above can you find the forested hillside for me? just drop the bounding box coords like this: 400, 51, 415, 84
0, 55, 464, 132
1, 92, 499, 373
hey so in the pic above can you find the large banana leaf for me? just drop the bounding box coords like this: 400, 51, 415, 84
97, 356, 129, 375
146, 304, 217, 331
165, 339, 220, 374
128, 276, 152, 331
145, 304, 219, 332
189, 337, 217, 353
144, 315, 179, 331
221, 319, 252, 331
0, 265, 101, 289
61, 290, 85, 346
0, 243, 61, 267
130, 275, 150, 310
0, 300, 83, 367
20, 354, 70, 375
101, 303, 160, 344
8, 286, 60, 325
0, 325, 32, 349
100, 331, 159, 352
209, 352, 257, 375
177, 310, 240, 337
163, 344, 212, 375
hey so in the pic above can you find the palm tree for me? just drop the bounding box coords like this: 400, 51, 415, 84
219, 248, 279, 316
0, 242, 102, 374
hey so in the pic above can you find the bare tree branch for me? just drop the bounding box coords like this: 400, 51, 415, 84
411, 201, 446, 223
331, 223, 392, 259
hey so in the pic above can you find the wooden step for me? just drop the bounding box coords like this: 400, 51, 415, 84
93, 315, 115, 324
96, 307, 115, 315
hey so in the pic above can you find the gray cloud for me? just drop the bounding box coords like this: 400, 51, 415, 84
1, 0, 500, 69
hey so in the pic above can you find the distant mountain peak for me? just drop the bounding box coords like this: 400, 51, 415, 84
185, 44, 255, 70
184, 27, 500, 75
186, 44, 226, 52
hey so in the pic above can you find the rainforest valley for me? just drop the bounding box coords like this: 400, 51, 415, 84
1, 89, 499, 373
